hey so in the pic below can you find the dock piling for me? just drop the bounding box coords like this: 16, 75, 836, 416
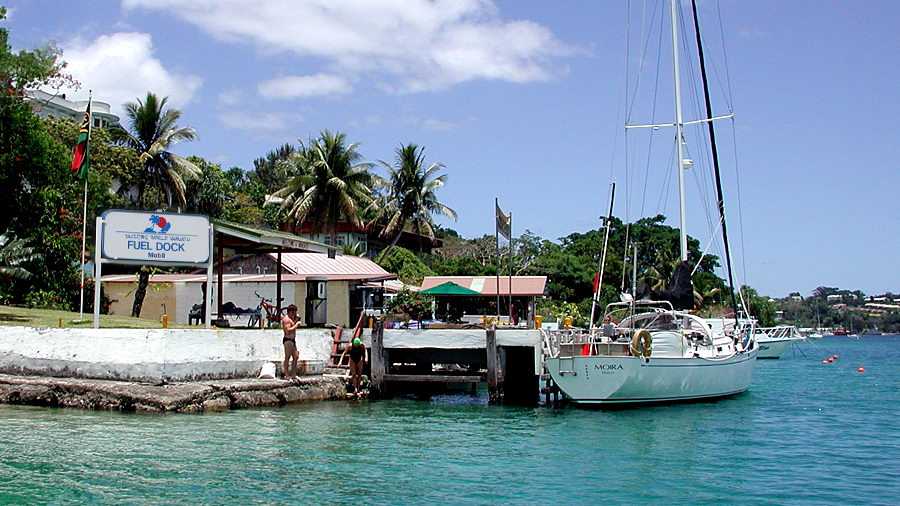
486, 326, 501, 403
370, 318, 385, 397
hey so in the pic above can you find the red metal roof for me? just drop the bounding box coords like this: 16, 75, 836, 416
103, 253, 395, 284
420, 276, 546, 296
271, 252, 393, 279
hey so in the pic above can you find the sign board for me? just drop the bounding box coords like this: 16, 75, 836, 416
101, 210, 210, 265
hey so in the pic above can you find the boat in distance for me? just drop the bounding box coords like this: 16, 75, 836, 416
755, 325, 805, 359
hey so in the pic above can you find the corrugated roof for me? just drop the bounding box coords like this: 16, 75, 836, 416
420, 276, 547, 296
213, 219, 330, 254
272, 252, 392, 279
102, 271, 395, 283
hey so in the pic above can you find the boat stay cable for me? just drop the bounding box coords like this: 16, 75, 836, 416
689, 0, 740, 323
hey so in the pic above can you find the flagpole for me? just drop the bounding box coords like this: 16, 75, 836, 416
78, 91, 92, 321
508, 212, 513, 324
495, 197, 500, 322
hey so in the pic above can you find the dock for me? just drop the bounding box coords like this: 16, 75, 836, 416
367, 319, 542, 403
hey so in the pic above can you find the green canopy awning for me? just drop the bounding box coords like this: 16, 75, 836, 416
420, 281, 480, 296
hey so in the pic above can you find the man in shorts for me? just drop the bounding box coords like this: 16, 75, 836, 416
282, 305, 301, 379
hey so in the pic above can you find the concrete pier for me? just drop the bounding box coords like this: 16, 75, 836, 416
369, 322, 542, 403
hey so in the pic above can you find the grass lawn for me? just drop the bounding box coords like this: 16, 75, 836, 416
0, 305, 187, 329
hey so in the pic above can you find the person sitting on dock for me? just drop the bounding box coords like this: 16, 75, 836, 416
282, 305, 301, 379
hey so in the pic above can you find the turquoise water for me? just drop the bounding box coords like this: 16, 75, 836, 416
1, 336, 898, 505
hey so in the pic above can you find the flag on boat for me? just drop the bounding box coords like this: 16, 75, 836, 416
495, 200, 511, 240
70, 97, 92, 180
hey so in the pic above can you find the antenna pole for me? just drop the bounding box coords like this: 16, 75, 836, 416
670, 0, 688, 262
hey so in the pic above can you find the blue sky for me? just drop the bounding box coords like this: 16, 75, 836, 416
5, 0, 899, 296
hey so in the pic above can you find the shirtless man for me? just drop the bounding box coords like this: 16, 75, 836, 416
282, 305, 301, 379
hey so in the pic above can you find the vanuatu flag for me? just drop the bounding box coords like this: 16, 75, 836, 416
70, 98, 92, 180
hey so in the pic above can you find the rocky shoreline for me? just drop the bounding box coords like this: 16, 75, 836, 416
0, 373, 349, 413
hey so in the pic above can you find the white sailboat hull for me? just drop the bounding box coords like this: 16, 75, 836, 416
755, 337, 794, 359
546, 350, 757, 405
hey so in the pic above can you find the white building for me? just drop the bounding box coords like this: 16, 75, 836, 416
25, 90, 120, 128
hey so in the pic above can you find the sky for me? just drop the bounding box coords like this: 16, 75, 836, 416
5, 0, 899, 297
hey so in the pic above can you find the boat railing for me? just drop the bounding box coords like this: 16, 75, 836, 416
757, 325, 801, 339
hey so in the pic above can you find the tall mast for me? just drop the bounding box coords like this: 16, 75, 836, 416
670, 0, 688, 262
690, 0, 740, 321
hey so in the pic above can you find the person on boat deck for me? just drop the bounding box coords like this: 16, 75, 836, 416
282, 305, 302, 379
341, 337, 366, 395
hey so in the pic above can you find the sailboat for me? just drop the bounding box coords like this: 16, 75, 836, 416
807, 306, 824, 339
543, 0, 758, 405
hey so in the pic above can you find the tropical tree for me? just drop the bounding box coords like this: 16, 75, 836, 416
273, 130, 375, 247
252, 143, 296, 193
0, 234, 36, 280
114, 92, 200, 317
114, 92, 200, 210
375, 144, 457, 249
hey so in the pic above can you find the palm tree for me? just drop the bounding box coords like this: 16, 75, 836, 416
114, 92, 200, 317
273, 130, 375, 248
115, 92, 201, 209
375, 144, 457, 250
0, 233, 36, 280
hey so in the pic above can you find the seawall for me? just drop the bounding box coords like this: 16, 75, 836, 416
0, 374, 347, 413
0, 327, 333, 382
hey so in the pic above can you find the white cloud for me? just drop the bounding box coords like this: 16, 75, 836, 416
218, 111, 298, 131
258, 74, 352, 99
420, 118, 457, 131
122, 0, 572, 92
218, 88, 243, 106
60, 32, 202, 114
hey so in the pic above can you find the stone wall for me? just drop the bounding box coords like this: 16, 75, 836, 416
0, 327, 333, 382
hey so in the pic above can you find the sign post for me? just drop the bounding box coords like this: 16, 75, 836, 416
93, 210, 213, 328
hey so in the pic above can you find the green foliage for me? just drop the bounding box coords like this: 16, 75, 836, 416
184, 156, 235, 218
537, 300, 585, 327
1, 7, 76, 93
386, 289, 433, 322
373, 143, 457, 246
272, 130, 375, 241
741, 286, 776, 327
0, 233, 36, 281
251, 143, 296, 194
376, 246, 435, 285
24, 289, 68, 310
114, 92, 200, 209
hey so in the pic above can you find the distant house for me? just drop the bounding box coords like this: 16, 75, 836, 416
826, 294, 843, 302
25, 90, 120, 128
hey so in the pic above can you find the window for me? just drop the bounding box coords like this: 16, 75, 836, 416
93, 118, 101, 128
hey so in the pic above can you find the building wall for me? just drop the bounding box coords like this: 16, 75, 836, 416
104, 279, 355, 326
104, 281, 177, 323
327, 281, 350, 327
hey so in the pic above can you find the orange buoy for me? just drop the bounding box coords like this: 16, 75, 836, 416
857, 367, 865, 373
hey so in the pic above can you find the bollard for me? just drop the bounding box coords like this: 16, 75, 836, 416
58, 318, 64, 328
161, 314, 169, 328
